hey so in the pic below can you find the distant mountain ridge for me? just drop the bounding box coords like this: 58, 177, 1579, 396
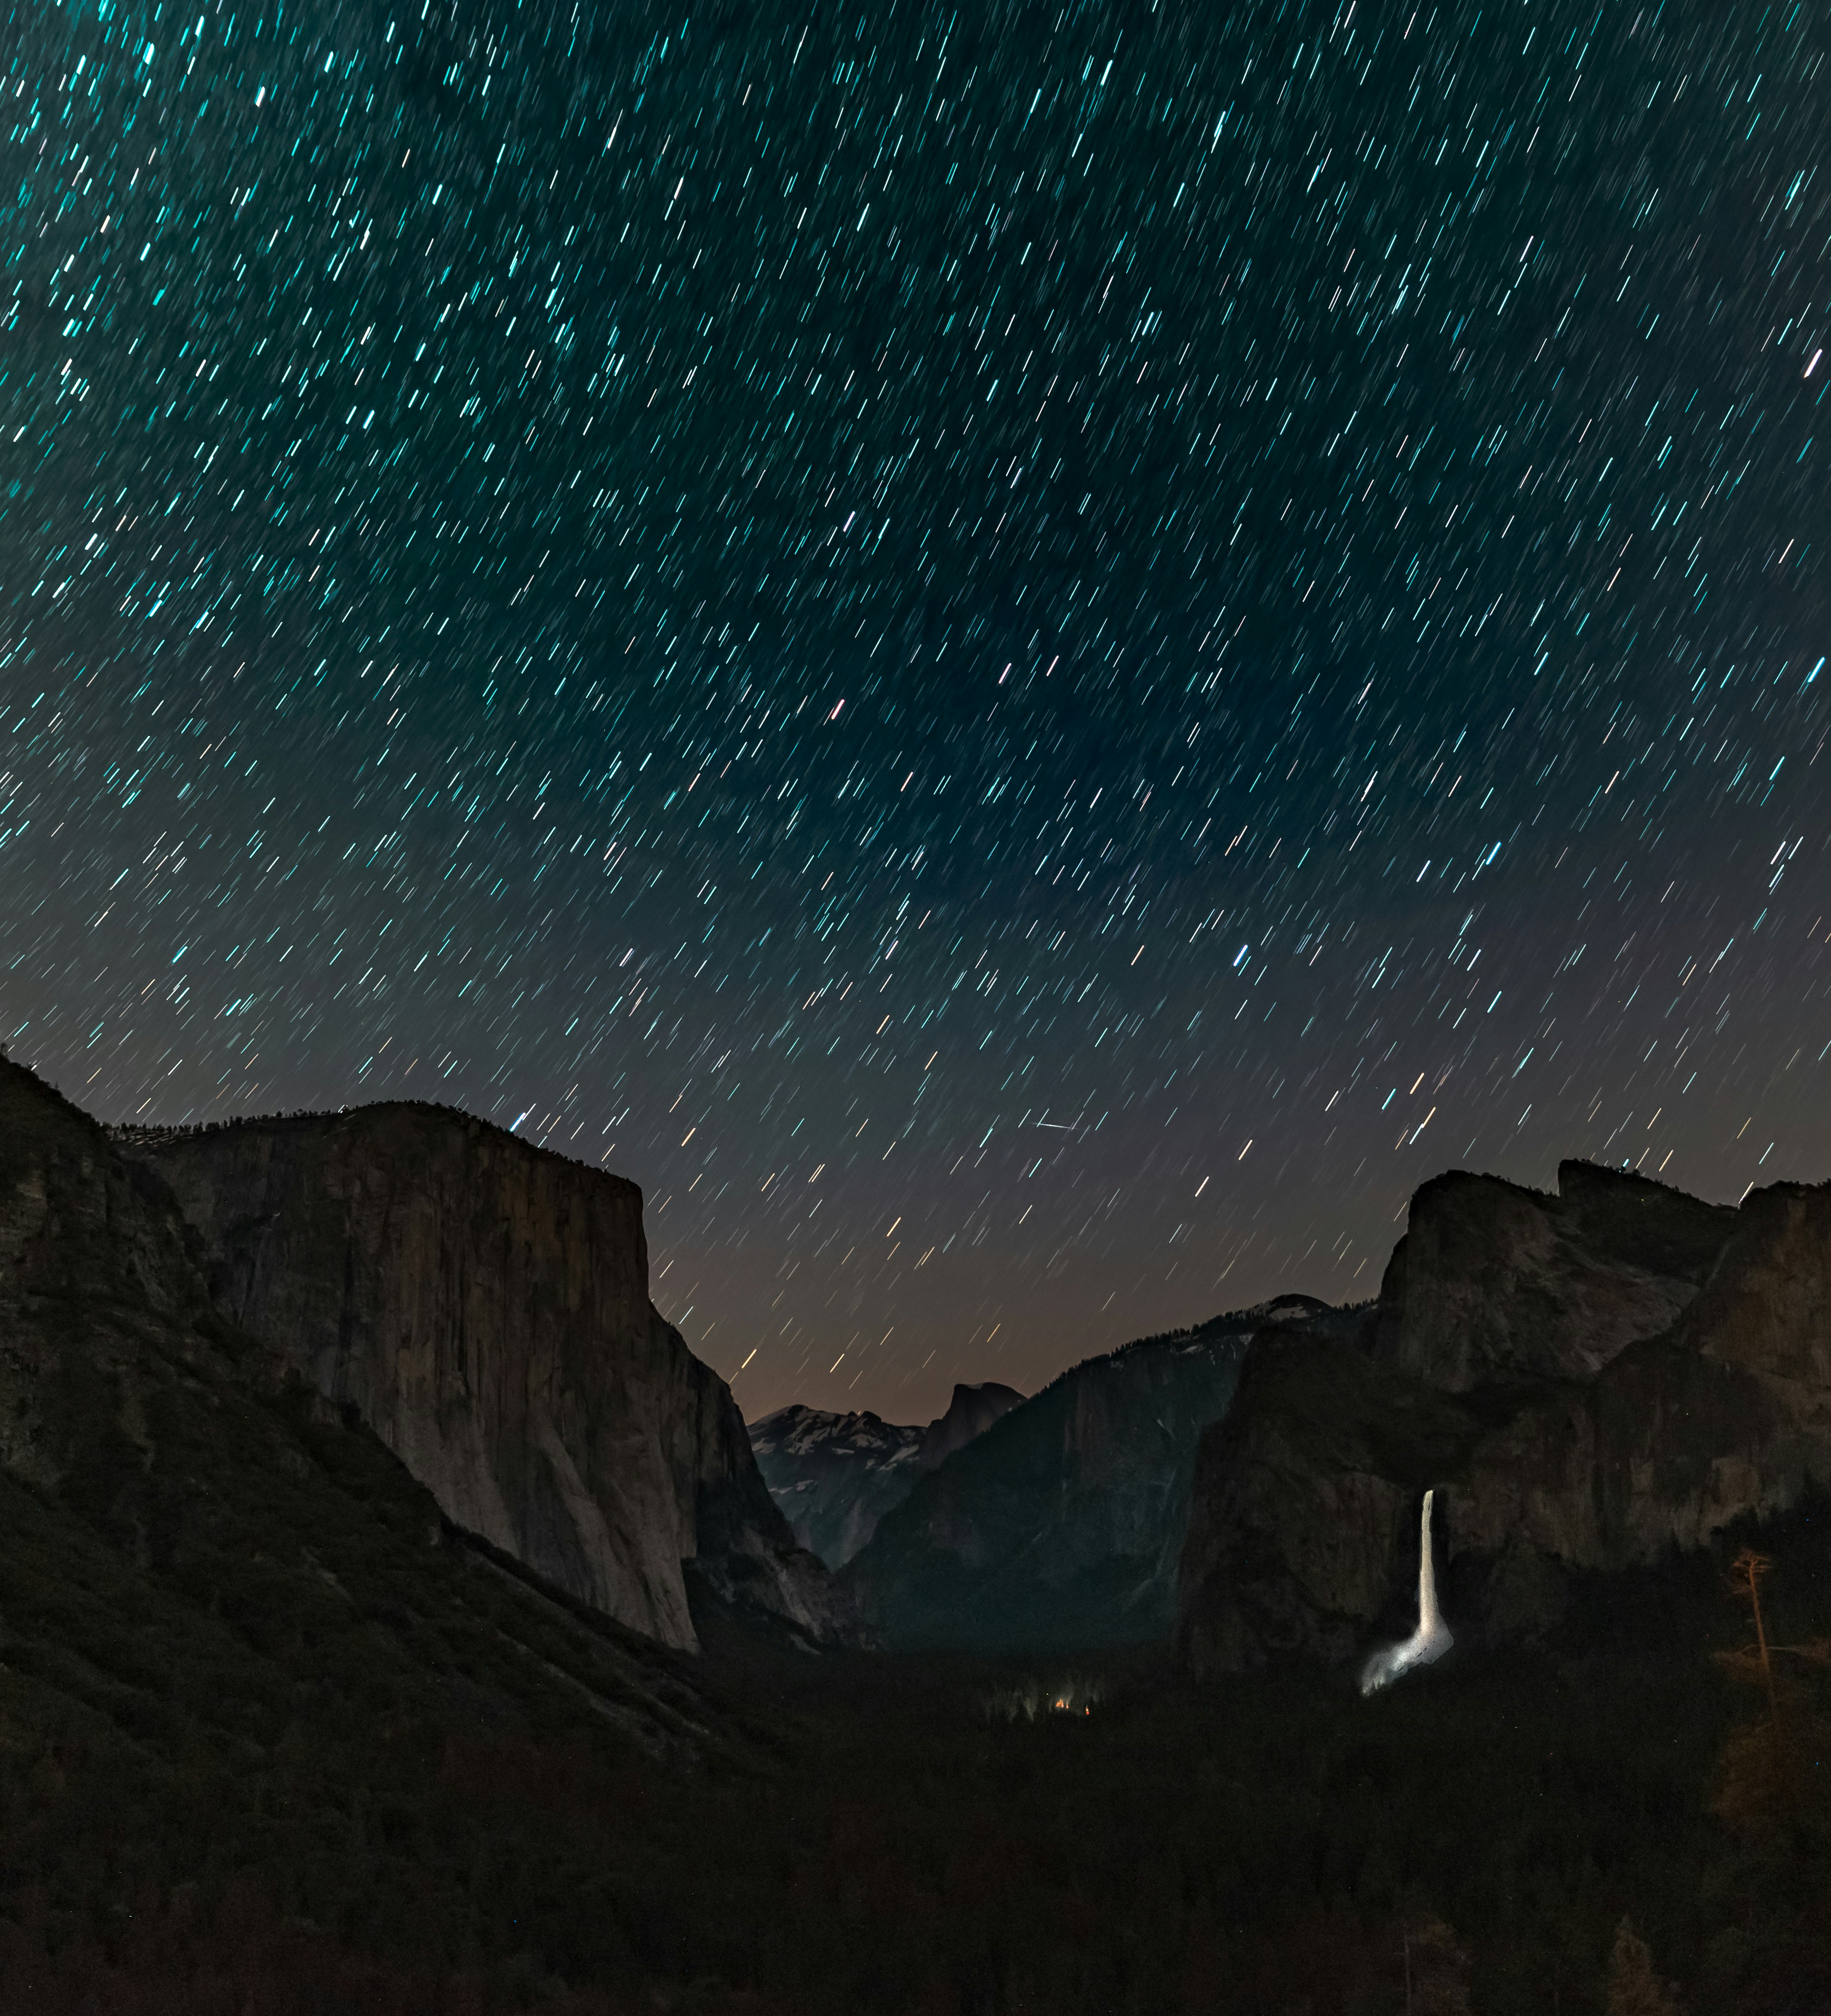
749, 1405, 924, 1567
750, 1380, 1022, 1567
839, 1296, 1349, 1649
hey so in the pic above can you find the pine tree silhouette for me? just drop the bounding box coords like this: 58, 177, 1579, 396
1712, 1548, 1831, 1831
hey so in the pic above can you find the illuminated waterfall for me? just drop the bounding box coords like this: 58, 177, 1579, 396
1358, 1487, 1453, 1695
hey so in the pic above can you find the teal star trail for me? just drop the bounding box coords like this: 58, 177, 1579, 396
5, 0, 1829, 1420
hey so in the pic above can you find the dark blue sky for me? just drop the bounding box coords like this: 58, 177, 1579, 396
4, 0, 1828, 1423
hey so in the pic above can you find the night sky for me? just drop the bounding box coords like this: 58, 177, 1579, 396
4, 0, 1829, 1426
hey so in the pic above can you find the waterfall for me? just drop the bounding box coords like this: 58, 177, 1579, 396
1359, 1487, 1453, 1695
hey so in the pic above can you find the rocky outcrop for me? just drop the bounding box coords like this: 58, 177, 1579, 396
1176, 1326, 1482, 1674
1, 1057, 232, 1499
1177, 1162, 1830, 1677
845, 1298, 1340, 1651
749, 1406, 926, 1567
918, 1381, 1024, 1469
0, 1054, 741, 1782
1371, 1161, 1736, 1390
125, 1103, 840, 1653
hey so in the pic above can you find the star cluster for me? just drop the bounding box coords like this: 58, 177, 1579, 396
4, 0, 1829, 1420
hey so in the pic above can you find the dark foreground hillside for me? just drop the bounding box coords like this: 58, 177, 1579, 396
3, 1057, 1826, 2012
3, 1468, 1828, 2013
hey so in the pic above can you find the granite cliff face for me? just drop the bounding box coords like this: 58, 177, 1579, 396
1, 1058, 231, 1499
1177, 1162, 1831, 1676
0, 1052, 741, 1807
844, 1299, 1335, 1650
1372, 1161, 1737, 1389
918, 1381, 1025, 1469
125, 1103, 839, 1653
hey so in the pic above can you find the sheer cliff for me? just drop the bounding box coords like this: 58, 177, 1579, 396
121, 1102, 839, 1653
0, 1053, 730, 1764
917, 1381, 1025, 1469
1177, 1162, 1829, 1677
1370, 1159, 1738, 1390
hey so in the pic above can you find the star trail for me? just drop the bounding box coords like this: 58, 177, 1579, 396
4, 0, 1829, 1422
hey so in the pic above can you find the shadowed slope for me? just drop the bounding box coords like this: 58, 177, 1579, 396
844, 1297, 1351, 1650
1178, 1161, 1831, 1678
118, 1103, 841, 1651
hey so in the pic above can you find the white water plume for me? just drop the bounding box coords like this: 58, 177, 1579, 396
1359, 1487, 1453, 1695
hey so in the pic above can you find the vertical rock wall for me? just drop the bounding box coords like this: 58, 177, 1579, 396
134, 1104, 833, 1652
1177, 1163, 1831, 1677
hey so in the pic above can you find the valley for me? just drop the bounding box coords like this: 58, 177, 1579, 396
2, 1053, 1828, 2011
